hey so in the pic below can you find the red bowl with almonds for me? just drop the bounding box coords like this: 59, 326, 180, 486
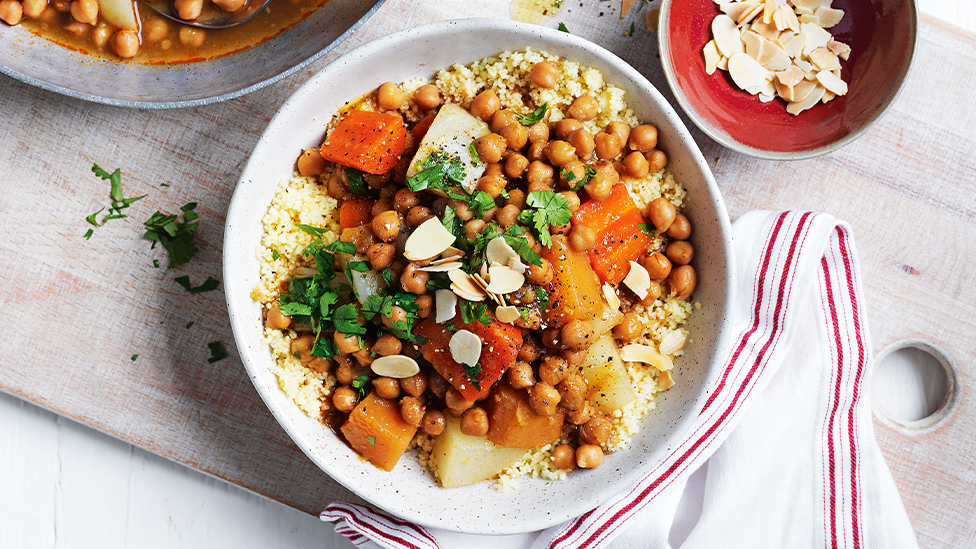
658, 0, 918, 159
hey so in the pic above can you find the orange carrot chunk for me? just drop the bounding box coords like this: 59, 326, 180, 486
573, 183, 654, 284
320, 110, 407, 175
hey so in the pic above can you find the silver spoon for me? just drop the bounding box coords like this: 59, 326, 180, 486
143, 0, 271, 29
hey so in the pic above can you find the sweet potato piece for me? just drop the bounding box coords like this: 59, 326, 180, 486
540, 235, 603, 326
340, 393, 417, 472
486, 385, 565, 448
320, 110, 407, 174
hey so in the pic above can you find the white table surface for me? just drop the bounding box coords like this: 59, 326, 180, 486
2, 2, 974, 547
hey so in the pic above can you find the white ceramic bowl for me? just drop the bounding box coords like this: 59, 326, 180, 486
225, 18, 734, 534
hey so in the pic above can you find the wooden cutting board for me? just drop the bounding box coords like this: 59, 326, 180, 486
0, 1, 972, 546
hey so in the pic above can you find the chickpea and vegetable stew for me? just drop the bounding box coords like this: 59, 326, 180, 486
0, 0, 324, 62
252, 49, 699, 488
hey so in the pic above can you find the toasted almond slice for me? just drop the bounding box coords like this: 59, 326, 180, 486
703, 39, 722, 75
720, 2, 756, 22
816, 70, 848, 95
815, 6, 844, 28
787, 83, 827, 115
737, 1, 763, 25
776, 65, 804, 87
659, 330, 688, 355
728, 52, 774, 91
741, 31, 764, 59
658, 370, 675, 391
371, 355, 421, 379
809, 47, 840, 71
420, 261, 464, 272
486, 265, 525, 295
449, 329, 482, 367
623, 260, 651, 300
496, 305, 522, 324
602, 283, 621, 310
619, 343, 674, 371
712, 15, 745, 58
782, 4, 800, 32
828, 39, 851, 61
404, 218, 457, 261
435, 289, 457, 323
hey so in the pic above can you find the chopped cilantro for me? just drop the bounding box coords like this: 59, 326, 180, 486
557, 22, 570, 33
143, 203, 199, 268
459, 300, 491, 326
365, 436, 376, 446
207, 341, 228, 363
344, 168, 370, 196
517, 191, 572, 248
130, 354, 138, 361
516, 103, 549, 126
175, 275, 220, 294
638, 223, 657, 236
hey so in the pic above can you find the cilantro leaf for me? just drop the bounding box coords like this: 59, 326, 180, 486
557, 22, 570, 33
344, 168, 370, 196
516, 191, 571, 248
174, 275, 220, 294
207, 341, 228, 363
516, 103, 549, 126
143, 203, 199, 268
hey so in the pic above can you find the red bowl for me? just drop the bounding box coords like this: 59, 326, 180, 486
658, 0, 918, 159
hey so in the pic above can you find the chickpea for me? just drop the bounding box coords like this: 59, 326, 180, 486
491, 109, 519, 133
308, 356, 332, 374
445, 387, 474, 412
569, 95, 599, 121
580, 415, 613, 445
372, 377, 400, 400
670, 265, 697, 300
334, 331, 362, 355
500, 123, 528, 151
622, 150, 649, 179
550, 444, 577, 471
523, 161, 553, 190
648, 197, 677, 233
477, 173, 507, 199
399, 371, 428, 398
394, 188, 419, 214
504, 153, 528, 179
646, 149, 668, 173
569, 224, 597, 252
641, 252, 672, 280
561, 319, 596, 352
290, 334, 316, 362
667, 213, 691, 240
405, 205, 434, 227
613, 312, 645, 341
296, 148, 325, 176
666, 240, 694, 266
545, 140, 577, 167
568, 401, 593, 425
422, 409, 446, 436
179, 26, 205, 48
332, 387, 358, 413
517, 335, 543, 363
464, 218, 486, 242
527, 121, 549, 144
539, 355, 569, 386
400, 262, 429, 295
593, 132, 623, 160
110, 29, 139, 58
576, 444, 605, 469
496, 204, 521, 231
529, 383, 561, 416
557, 373, 587, 411
365, 242, 395, 270
530, 60, 560, 89
22, 0, 45, 19
470, 89, 500, 122
372, 333, 402, 357
427, 372, 450, 399
173, 0, 201, 20
377, 81, 407, 111
460, 407, 489, 436
266, 302, 291, 330
413, 84, 441, 111
70, 0, 96, 23
641, 280, 663, 305
525, 257, 553, 285
568, 129, 595, 158
213, 0, 243, 10
370, 210, 400, 243
553, 119, 583, 141
415, 293, 433, 319
628, 124, 658, 153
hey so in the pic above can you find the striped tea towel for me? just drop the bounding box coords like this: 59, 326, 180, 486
321, 210, 919, 549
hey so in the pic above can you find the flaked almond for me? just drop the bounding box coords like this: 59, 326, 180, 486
449, 329, 482, 367
486, 265, 525, 295
659, 330, 688, 355
435, 289, 457, 323
602, 283, 621, 310
404, 218, 456, 261
658, 370, 675, 391
815, 6, 844, 28
712, 15, 744, 57
703, 40, 722, 75
728, 52, 773, 91
496, 305, 522, 324
619, 343, 674, 371
420, 261, 464, 272
787, 83, 827, 115
371, 355, 421, 379
622, 260, 651, 300
816, 70, 848, 95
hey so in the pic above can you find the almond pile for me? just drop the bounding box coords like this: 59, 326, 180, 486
703, 0, 851, 115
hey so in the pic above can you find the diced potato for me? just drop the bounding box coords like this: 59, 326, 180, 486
579, 334, 636, 413
431, 415, 529, 488
340, 393, 417, 472
406, 103, 490, 194
486, 385, 565, 448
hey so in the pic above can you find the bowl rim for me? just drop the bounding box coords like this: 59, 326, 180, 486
0, 0, 387, 109
656, 0, 920, 160
225, 17, 736, 534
